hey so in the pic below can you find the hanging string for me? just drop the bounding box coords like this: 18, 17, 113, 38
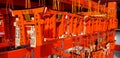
74, 0, 76, 13
72, 0, 74, 13
6, 0, 14, 9
53, 0, 57, 10
88, 0, 92, 15
25, 0, 31, 8
39, 0, 40, 6
5, 0, 14, 47
38, 0, 45, 7
78, 0, 81, 12
104, 2, 107, 13
28, 0, 31, 8
98, 0, 101, 14
57, 0, 60, 11
72, 0, 76, 13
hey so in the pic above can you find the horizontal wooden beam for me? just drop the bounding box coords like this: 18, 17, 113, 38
0, 0, 38, 8
93, 0, 120, 3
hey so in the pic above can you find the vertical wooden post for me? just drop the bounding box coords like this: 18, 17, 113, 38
108, 2, 117, 18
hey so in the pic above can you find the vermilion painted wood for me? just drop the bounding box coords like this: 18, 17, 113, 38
0, 2, 118, 58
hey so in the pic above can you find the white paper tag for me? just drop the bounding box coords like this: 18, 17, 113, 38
15, 26, 20, 48
30, 26, 36, 48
